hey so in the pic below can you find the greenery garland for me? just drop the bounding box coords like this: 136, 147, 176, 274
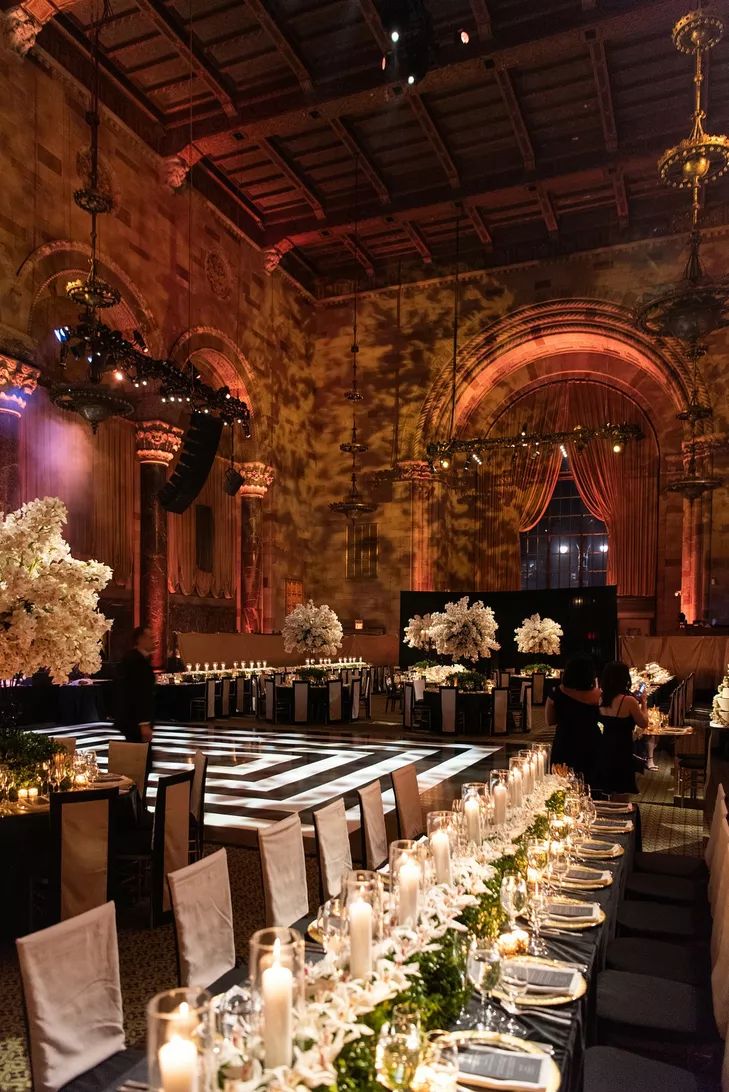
331, 789, 566, 1091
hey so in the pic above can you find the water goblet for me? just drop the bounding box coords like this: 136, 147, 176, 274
499, 959, 529, 1035
375, 1005, 422, 1091
465, 941, 504, 1032
526, 883, 549, 956
500, 871, 527, 933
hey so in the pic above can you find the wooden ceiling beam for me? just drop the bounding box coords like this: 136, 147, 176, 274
264, 146, 661, 247
465, 205, 493, 247
531, 182, 558, 236
133, 0, 237, 117
469, 0, 493, 41
408, 94, 461, 189
244, 0, 314, 93
358, 0, 390, 54
585, 31, 618, 153
401, 220, 432, 262
606, 164, 629, 226
327, 117, 390, 205
163, 0, 691, 155
258, 136, 326, 219
493, 64, 535, 172
339, 233, 375, 276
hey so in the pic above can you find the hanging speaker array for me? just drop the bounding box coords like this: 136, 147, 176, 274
158, 412, 223, 513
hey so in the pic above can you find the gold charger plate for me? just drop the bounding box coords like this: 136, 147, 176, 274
544, 896, 605, 931
575, 840, 624, 860
436, 1030, 561, 1092
307, 921, 324, 945
591, 822, 633, 835
560, 873, 613, 892
493, 955, 586, 1007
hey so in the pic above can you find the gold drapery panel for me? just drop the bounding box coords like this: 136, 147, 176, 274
167, 455, 235, 598
20, 390, 134, 586
479, 391, 568, 590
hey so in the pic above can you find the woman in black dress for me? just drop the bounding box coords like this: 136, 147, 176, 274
546, 655, 601, 788
595, 661, 649, 798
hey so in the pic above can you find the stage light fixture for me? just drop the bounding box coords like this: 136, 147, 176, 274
559, 543, 569, 555
391, 29, 399, 42
113, 369, 124, 382
54, 326, 71, 343
459, 29, 470, 44
612, 441, 623, 453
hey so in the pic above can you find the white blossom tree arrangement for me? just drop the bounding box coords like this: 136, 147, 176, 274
403, 612, 434, 651
428, 596, 500, 663
0, 497, 112, 686
282, 599, 343, 659
514, 613, 563, 657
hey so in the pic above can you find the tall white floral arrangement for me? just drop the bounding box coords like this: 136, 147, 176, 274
0, 497, 112, 684
428, 596, 500, 663
403, 613, 433, 650
514, 613, 563, 656
282, 599, 343, 658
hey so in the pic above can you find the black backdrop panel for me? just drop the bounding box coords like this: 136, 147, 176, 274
399, 587, 618, 671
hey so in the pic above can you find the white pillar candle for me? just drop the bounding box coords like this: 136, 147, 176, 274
464, 796, 481, 844
261, 939, 293, 1069
348, 897, 373, 978
430, 829, 452, 885
492, 782, 508, 826
158, 1037, 198, 1092
537, 751, 546, 780
509, 769, 523, 809
397, 859, 420, 926
167, 1002, 197, 1040
525, 760, 534, 796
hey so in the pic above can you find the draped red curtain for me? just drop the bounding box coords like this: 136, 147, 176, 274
478, 382, 658, 596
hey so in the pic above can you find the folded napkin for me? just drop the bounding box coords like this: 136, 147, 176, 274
577, 839, 619, 856
564, 866, 611, 884
595, 802, 633, 814
546, 900, 600, 921
94, 773, 124, 782
502, 959, 580, 996
592, 819, 633, 833
458, 1047, 549, 1091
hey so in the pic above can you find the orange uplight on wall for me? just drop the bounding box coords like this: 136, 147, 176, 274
354, 619, 364, 631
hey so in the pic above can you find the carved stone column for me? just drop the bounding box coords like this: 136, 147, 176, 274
396, 461, 438, 592
136, 421, 182, 669
237, 462, 274, 633
0, 356, 39, 512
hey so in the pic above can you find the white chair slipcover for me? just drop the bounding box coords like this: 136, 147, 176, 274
222, 678, 231, 715
265, 679, 275, 723
391, 763, 424, 839
358, 780, 388, 870
258, 814, 309, 927
413, 678, 426, 703
351, 678, 361, 721
531, 673, 546, 705
523, 686, 533, 732
206, 679, 216, 718
441, 686, 457, 735
493, 688, 509, 734
328, 679, 343, 722
50, 737, 76, 756
293, 681, 309, 724
17, 902, 126, 1092
236, 677, 246, 713
107, 740, 149, 799
53, 789, 114, 922
158, 774, 193, 916
313, 798, 352, 901
706, 785, 726, 869
403, 682, 414, 729
168, 848, 236, 988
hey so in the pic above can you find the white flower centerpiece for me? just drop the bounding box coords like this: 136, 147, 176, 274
282, 600, 343, 659
403, 612, 433, 651
427, 596, 500, 663
0, 497, 112, 686
514, 613, 563, 657
629, 661, 673, 696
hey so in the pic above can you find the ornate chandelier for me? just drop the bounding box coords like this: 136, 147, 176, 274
330, 161, 376, 519
48, 3, 250, 435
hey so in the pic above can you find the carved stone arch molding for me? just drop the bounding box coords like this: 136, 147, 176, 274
413, 298, 700, 457
18, 239, 163, 357
168, 326, 257, 435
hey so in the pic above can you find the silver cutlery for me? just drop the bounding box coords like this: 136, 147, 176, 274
467, 1040, 555, 1056
499, 1001, 572, 1024
117, 1081, 149, 1091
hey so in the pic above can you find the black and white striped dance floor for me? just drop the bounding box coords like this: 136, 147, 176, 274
36, 723, 501, 845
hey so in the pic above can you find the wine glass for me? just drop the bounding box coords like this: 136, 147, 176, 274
466, 941, 503, 1031
499, 959, 529, 1035
500, 871, 527, 932
526, 883, 548, 956
375, 1006, 422, 1090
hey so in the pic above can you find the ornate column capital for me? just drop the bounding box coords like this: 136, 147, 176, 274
236, 461, 275, 498
394, 459, 437, 484
135, 420, 183, 464
263, 239, 293, 275
1, 6, 40, 55
0, 354, 40, 417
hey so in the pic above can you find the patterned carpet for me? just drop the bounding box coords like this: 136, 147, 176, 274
0, 702, 708, 1091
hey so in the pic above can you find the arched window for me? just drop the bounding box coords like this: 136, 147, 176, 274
520, 458, 608, 590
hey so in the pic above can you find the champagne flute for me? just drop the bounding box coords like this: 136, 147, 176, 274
466, 941, 503, 1031
500, 871, 527, 932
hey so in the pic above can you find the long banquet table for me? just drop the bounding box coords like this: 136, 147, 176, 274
100, 817, 638, 1092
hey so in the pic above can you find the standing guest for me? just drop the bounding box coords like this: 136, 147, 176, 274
546, 654, 601, 788
114, 625, 156, 744
595, 661, 650, 798
166, 645, 186, 672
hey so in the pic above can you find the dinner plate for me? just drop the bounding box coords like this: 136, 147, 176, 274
493, 955, 587, 1007
436, 1030, 561, 1092
307, 920, 324, 945
560, 872, 613, 892
574, 840, 624, 860
543, 896, 605, 931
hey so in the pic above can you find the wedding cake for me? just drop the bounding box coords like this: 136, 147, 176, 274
712, 666, 729, 726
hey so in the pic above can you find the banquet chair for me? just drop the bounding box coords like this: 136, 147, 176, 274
206, 678, 216, 718
168, 848, 237, 990
293, 680, 309, 724
351, 678, 361, 721
327, 679, 343, 724
413, 678, 426, 703
402, 682, 414, 728
531, 672, 546, 705
392, 763, 425, 840
440, 686, 459, 735
189, 750, 209, 862
221, 677, 231, 717
498, 671, 511, 688
521, 686, 533, 733
265, 678, 275, 723
361, 671, 372, 719
385, 676, 402, 714
50, 736, 76, 756
258, 814, 310, 929
492, 688, 509, 735
357, 780, 388, 870
107, 740, 149, 805
313, 798, 352, 901
17, 901, 142, 1092
582, 1045, 700, 1092
44, 787, 118, 925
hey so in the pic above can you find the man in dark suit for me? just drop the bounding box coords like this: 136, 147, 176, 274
114, 625, 156, 744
